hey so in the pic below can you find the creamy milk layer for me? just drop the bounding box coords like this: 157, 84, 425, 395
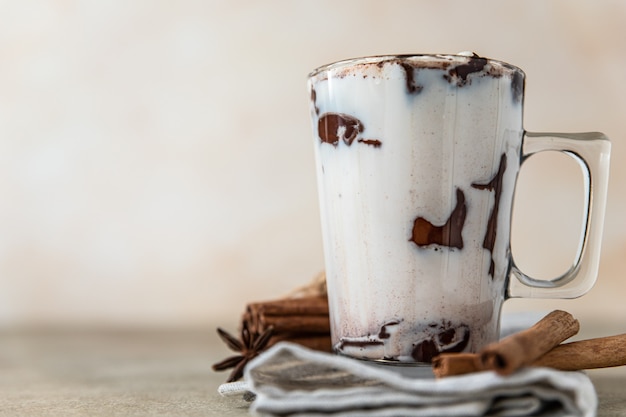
309, 55, 525, 362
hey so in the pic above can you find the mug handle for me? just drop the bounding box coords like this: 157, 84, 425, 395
508, 131, 611, 299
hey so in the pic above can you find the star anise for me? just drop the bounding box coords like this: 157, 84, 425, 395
212, 322, 274, 382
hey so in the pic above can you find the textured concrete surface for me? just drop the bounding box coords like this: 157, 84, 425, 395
1, 328, 625, 416
0, 329, 249, 417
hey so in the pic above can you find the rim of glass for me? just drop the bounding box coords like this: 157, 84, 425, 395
308, 53, 525, 79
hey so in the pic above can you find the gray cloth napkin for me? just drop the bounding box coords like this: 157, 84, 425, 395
217, 313, 597, 416
242, 342, 597, 417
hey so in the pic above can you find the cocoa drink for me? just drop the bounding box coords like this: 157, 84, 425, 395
307, 54, 610, 363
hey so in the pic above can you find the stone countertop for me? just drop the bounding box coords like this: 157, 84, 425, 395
1, 328, 625, 417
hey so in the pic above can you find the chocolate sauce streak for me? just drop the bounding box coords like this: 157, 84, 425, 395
410, 188, 467, 249
438, 325, 470, 354
412, 339, 438, 362
310, 87, 319, 115
399, 63, 423, 94
337, 339, 384, 350
358, 139, 382, 147
445, 57, 488, 86
471, 153, 508, 277
510, 71, 524, 103
411, 323, 470, 362
317, 113, 363, 146
437, 328, 457, 345
378, 321, 400, 339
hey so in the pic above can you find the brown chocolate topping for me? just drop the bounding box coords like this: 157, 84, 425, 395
378, 321, 400, 339
310, 87, 319, 115
511, 70, 524, 103
410, 188, 467, 249
317, 113, 363, 146
310, 55, 523, 94
399, 63, 423, 94
454, 57, 488, 81
412, 323, 471, 363
357, 139, 382, 147
437, 328, 457, 345
412, 339, 438, 362
445, 57, 488, 86
438, 325, 470, 354
471, 153, 508, 276
338, 339, 384, 350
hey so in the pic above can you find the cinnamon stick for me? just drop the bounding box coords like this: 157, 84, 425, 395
479, 310, 579, 375
242, 294, 331, 352
434, 333, 626, 377
247, 295, 329, 316
245, 295, 330, 334
532, 333, 626, 371
270, 334, 332, 352
432, 353, 481, 377
259, 314, 330, 334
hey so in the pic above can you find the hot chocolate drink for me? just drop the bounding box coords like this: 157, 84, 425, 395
307, 54, 610, 363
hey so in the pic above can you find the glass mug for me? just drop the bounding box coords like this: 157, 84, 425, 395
307, 54, 610, 363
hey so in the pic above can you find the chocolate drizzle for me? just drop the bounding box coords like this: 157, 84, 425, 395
378, 321, 400, 339
438, 325, 470, 353
317, 112, 382, 148
471, 153, 508, 277
453, 57, 488, 82
310, 87, 319, 115
311, 55, 524, 103
510, 70, 524, 103
317, 113, 363, 146
412, 339, 438, 362
337, 339, 384, 350
399, 63, 423, 94
444, 57, 488, 86
408, 154, 508, 276
410, 188, 467, 249
411, 323, 471, 363
358, 139, 382, 147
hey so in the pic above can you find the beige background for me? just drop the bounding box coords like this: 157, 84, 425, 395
0, 0, 624, 330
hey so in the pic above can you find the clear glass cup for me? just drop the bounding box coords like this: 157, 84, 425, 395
307, 54, 611, 363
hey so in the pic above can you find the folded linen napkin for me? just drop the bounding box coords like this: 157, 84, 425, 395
217, 313, 596, 416
242, 342, 597, 417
